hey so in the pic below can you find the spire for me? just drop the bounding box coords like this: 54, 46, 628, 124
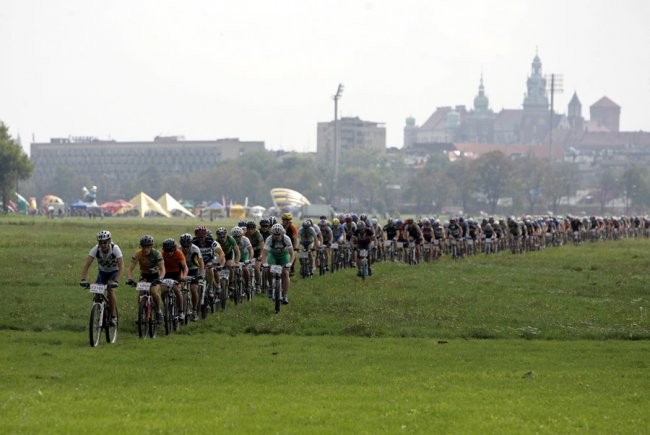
473, 73, 490, 112
523, 50, 548, 110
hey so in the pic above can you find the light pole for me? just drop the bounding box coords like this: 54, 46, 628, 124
546, 73, 563, 161
332, 84, 344, 203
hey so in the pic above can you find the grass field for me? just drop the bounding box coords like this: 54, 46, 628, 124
0, 216, 649, 433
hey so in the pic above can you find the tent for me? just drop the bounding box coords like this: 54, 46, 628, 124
128, 192, 171, 218
249, 205, 266, 219
157, 193, 195, 218
229, 204, 246, 219
270, 187, 311, 208
100, 199, 134, 215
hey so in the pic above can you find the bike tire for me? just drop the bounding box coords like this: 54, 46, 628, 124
274, 280, 281, 314
164, 298, 173, 335
88, 303, 102, 347
219, 283, 227, 310
183, 292, 190, 325
137, 300, 148, 339
105, 307, 118, 344
149, 304, 158, 339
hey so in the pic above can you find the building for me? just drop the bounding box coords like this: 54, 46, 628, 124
406, 52, 555, 148
316, 116, 386, 166
30, 135, 265, 195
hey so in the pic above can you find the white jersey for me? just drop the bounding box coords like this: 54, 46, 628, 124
88, 243, 123, 272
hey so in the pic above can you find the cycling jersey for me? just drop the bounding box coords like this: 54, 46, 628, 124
163, 248, 186, 274
182, 244, 202, 272
192, 236, 216, 262
218, 235, 238, 261
132, 248, 163, 275
237, 235, 252, 262
89, 243, 123, 272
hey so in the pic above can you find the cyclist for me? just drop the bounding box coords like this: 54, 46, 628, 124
245, 220, 265, 292
179, 233, 205, 321
126, 235, 165, 322
80, 230, 124, 326
351, 220, 375, 276
331, 218, 346, 244
232, 226, 254, 291
260, 223, 295, 304
281, 212, 299, 275
161, 238, 188, 322
297, 219, 318, 274
318, 218, 333, 271
215, 226, 241, 291
192, 226, 218, 294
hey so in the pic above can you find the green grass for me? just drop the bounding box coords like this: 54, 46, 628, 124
0, 215, 649, 433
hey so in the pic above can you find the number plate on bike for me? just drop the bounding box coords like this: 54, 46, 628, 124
467, 240, 473, 246
161, 278, 176, 287
219, 269, 230, 279
136, 281, 151, 291
270, 265, 283, 274
330, 243, 338, 249
359, 249, 368, 257
89, 283, 107, 294
300, 251, 309, 258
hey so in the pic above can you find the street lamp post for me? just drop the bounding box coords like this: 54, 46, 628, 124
546, 73, 563, 161
332, 84, 344, 204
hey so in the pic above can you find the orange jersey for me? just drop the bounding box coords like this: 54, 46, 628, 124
162, 249, 186, 273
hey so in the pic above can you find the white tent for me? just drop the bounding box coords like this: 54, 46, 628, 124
129, 192, 171, 218
157, 193, 195, 218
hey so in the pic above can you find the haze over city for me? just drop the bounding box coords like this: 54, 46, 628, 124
3, 0, 649, 156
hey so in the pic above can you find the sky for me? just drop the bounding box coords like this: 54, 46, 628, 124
2, 0, 649, 156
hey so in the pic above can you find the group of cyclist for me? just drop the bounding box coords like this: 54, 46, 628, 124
80, 220, 297, 327
80, 212, 650, 328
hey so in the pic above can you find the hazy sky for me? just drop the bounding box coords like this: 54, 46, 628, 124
2, 0, 649, 155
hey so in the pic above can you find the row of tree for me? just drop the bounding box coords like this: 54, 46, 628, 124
5, 118, 650, 216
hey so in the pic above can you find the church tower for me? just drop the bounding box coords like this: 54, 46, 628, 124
465, 74, 494, 143
520, 51, 550, 144
567, 92, 584, 132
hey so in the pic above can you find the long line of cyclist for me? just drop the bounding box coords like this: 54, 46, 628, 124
79, 211, 650, 335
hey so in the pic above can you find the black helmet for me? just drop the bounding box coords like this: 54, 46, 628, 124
139, 235, 154, 247
162, 238, 176, 252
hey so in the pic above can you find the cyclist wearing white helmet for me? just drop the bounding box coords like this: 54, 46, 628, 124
80, 230, 124, 326
260, 224, 295, 304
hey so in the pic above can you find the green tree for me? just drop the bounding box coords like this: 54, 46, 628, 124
474, 151, 515, 214
0, 123, 33, 212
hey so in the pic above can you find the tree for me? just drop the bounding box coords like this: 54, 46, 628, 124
515, 156, 550, 214
474, 151, 514, 214
0, 123, 33, 212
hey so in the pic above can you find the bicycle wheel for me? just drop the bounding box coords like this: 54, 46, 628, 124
149, 303, 158, 339
219, 282, 227, 310
274, 279, 281, 314
105, 307, 118, 344
137, 300, 148, 339
164, 297, 173, 335
88, 303, 103, 347
173, 301, 180, 332
183, 292, 190, 325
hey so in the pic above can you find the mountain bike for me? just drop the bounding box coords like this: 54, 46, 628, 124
422, 242, 432, 263
298, 246, 312, 278
180, 278, 194, 325
131, 280, 160, 339
160, 278, 181, 335
357, 249, 370, 280
245, 260, 256, 301
217, 266, 230, 310
317, 246, 327, 276
330, 242, 343, 273
232, 263, 244, 305
84, 282, 118, 347
266, 264, 285, 314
